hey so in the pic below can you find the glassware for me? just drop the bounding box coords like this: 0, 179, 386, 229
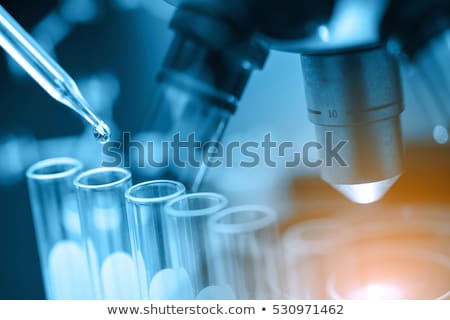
74, 167, 134, 299
125, 180, 186, 299
327, 247, 450, 299
283, 206, 450, 299
163, 192, 229, 299
208, 205, 282, 299
26, 157, 94, 299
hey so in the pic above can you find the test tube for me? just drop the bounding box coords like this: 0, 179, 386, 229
74, 167, 135, 300
26, 157, 95, 299
125, 180, 186, 299
163, 193, 229, 299
208, 205, 282, 299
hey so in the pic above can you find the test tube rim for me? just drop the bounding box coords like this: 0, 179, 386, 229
26, 157, 82, 181
209, 205, 277, 234
73, 167, 131, 190
164, 192, 228, 217
125, 179, 186, 204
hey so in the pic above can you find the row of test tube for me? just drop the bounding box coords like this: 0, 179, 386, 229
26, 158, 282, 300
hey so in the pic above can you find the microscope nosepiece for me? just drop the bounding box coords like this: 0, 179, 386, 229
301, 46, 404, 204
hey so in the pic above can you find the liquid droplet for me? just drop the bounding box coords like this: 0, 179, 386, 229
93, 121, 110, 144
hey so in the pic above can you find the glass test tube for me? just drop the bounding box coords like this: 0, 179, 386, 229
163, 193, 229, 299
74, 167, 134, 299
26, 157, 95, 299
125, 180, 186, 299
208, 205, 282, 299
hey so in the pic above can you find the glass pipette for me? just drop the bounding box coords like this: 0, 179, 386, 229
0, 5, 110, 143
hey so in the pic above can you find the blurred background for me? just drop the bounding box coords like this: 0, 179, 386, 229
0, 0, 448, 299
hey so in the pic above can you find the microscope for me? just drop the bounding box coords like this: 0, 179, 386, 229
148, 0, 450, 203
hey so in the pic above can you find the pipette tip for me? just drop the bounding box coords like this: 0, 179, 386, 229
93, 121, 111, 144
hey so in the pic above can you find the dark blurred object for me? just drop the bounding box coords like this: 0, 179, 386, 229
381, 0, 450, 57
166, 0, 335, 39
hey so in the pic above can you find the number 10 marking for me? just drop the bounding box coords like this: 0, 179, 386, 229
328, 109, 338, 118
